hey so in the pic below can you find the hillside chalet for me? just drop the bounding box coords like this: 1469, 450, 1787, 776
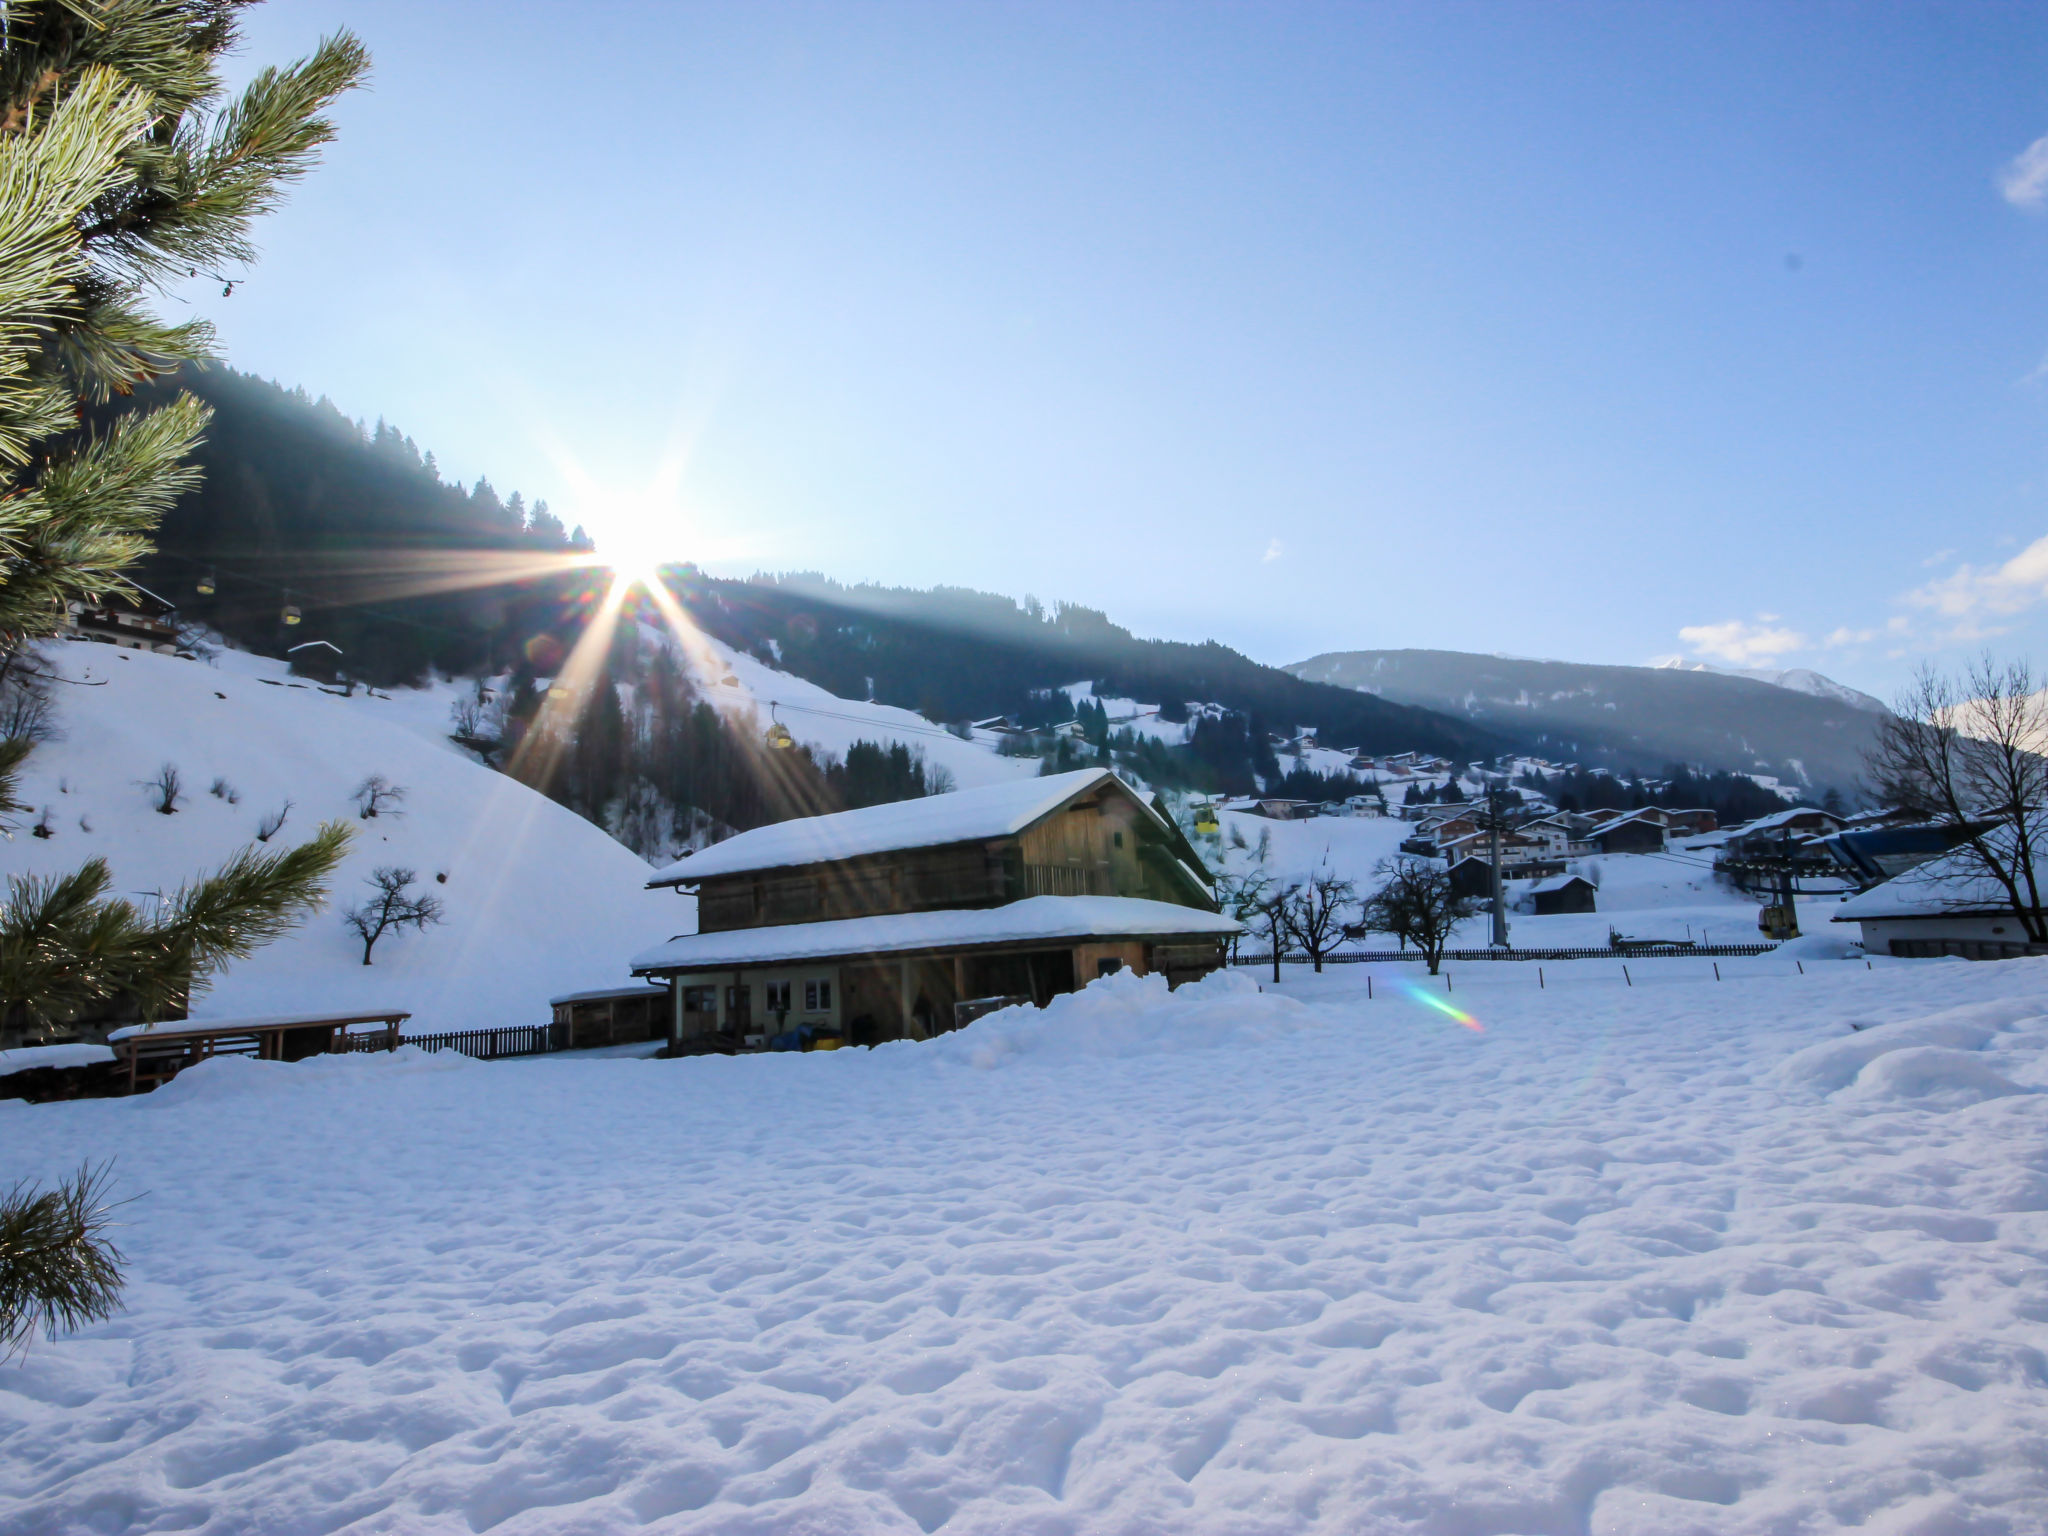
64, 583, 179, 654
632, 768, 1238, 1051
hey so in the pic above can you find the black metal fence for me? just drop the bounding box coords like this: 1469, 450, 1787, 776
398, 1022, 571, 1060
1233, 942, 1779, 966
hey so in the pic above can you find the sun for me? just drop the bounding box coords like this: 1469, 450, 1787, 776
596, 530, 672, 593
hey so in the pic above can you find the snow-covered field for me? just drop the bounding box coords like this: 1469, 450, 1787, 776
5, 957, 2045, 1534
0, 644, 681, 1032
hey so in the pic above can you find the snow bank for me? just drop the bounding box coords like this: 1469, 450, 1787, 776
143, 1044, 479, 1105
5, 960, 2047, 1534
921, 967, 1315, 1069
1776, 998, 2042, 1094
0, 1042, 114, 1076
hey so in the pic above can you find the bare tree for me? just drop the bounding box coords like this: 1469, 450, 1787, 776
0, 674, 53, 745
1359, 857, 1481, 975
351, 774, 406, 820
1281, 857, 1357, 973
447, 686, 503, 761
1255, 883, 1296, 983
255, 800, 292, 843
141, 763, 180, 815
209, 777, 239, 804
343, 867, 444, 965
1867, 656, 2048, 943
1212, 868, 1274, 965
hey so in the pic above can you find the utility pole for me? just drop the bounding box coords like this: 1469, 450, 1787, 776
1487, 781, 1510, 948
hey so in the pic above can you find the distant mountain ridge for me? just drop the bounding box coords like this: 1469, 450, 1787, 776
1653, 659, 1886, 713
1287, 648, 1884, 794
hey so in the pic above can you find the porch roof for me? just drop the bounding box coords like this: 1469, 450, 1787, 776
630, 895, 1240, 975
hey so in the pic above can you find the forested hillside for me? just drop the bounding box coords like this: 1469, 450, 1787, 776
92, 371, 1514, 856
103, 368, 591, 684
682, 572, 1507, 761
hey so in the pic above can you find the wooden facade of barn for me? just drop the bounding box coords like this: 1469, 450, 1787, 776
635, 769, 1237, 1053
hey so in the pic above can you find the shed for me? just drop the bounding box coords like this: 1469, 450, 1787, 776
548, 983, 670, 1049
1528, 873, 1598, 915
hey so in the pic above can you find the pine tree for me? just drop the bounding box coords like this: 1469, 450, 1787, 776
0, 5, 366, 1353
0, 3, 365, 657
0, 820, 352, 1036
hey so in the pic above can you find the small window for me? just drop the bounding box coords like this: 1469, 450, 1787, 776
765, 982, 792, 1013
682, 986, 716, 1013
1113, 831, 1124, 849
805, 980, 832, 1012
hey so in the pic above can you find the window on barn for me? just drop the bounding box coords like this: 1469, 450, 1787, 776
765, 982, 792, 1013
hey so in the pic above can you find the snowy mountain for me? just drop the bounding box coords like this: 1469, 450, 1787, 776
1653, 658, 1886, 713
1286, 647, 1882, 792
0, 642, 683, 1032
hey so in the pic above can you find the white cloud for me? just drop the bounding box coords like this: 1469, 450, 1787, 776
1907, 533, 2048, 621
2000, 134, 2048, 210
1677, 619, 1811, 665
1823, 626, 1877, 648
1262, 539, 1283, 563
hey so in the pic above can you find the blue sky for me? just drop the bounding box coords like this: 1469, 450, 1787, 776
192, 1, 2048, 695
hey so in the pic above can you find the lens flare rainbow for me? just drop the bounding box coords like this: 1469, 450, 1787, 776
1398, 980, 1484, 1032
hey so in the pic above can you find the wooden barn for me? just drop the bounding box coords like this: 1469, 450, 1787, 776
633, 768, 1238, 1051
1527, 873, 1598, 915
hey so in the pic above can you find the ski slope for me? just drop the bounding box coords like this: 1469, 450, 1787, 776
0, 643, 682, 1032
3, 958, 2044, 1533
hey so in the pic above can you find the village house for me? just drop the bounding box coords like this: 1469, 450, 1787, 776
1832, 839, 2045, 960
1514, 815, 1579, 859
1249, 798, 1319, 820
632, 768, 1239, 1052
63, 583, 180, 654
1717, 806, 1845, 860
1578, 811, 1669, 855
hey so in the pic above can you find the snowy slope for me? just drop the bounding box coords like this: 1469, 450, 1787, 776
700, 630, 1038, 791
0, 643, 682, 1031
4, 958, 2044, 1532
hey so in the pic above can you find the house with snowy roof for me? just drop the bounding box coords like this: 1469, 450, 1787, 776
1831, 838, 2046, 960
632, 768, 1237, 1051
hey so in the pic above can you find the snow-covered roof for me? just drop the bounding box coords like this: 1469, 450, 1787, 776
1528, 873, 1593, 894
108, 1009, 410, 1043
1727, 806, 1840, 839
631, 895, 1240, 973
646, 768, 1134, 886
549, 983, 669, 1007
0, 1042, 116, 1077
1832, 846, 2039, 922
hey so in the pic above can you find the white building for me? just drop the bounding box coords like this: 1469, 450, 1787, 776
1832, 843, 2045, 960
